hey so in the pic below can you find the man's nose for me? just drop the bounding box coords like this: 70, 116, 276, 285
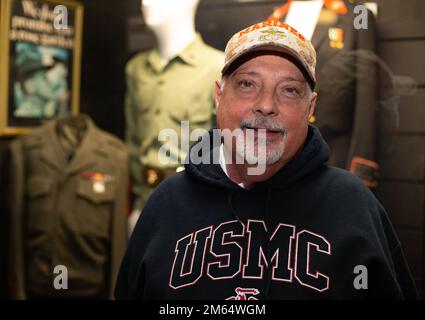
254, 89, 277, 116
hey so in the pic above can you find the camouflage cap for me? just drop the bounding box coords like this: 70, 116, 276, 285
222, 20, 317, 88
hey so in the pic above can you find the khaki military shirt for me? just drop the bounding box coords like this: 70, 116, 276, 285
125, 34, 224, 210
8, 115, 128, 299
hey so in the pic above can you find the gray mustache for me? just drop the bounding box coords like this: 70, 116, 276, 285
240, 118, 286, 135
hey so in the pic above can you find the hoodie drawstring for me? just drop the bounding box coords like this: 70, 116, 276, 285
264, 188, 273, 300
227, 192, 243, 225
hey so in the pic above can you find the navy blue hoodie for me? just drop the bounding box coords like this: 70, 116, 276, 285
115, 125, 417, 300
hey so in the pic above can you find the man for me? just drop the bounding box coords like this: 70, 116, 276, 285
115, 20, 417, 299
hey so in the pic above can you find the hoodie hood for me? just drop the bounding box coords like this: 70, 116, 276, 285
185, 124, 330, 191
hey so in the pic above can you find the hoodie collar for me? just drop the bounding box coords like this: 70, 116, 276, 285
185, 125, 330, 191
219, 143, 246, 189
256, 125, 329, 189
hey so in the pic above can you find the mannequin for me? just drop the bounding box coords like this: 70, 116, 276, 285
141, 0, 198, 66
126, 0, 224, 232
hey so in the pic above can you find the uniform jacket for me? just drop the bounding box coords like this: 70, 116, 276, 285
312, 2, 379, 186
8, 115, 128, 299
278, 1, 379, 186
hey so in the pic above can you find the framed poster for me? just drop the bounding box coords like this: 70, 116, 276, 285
0, 0, 83, 135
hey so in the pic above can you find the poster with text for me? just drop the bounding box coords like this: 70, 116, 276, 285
0, 0, 83, 135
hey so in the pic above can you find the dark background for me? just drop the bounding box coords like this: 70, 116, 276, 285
1, 0, 424, 298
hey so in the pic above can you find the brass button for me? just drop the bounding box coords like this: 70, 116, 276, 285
146, 169, 159, 186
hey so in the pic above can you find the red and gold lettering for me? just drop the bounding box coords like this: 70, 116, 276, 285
238, 20, 306, 42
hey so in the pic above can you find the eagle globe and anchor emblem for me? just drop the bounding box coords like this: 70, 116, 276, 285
226, 287, 260, 300
258, 29, 285, 42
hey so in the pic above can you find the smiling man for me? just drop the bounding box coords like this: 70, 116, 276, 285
216, 51, 316, 187
115, 21, 417, 300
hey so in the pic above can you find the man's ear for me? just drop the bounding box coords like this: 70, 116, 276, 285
308, 91, 317, 119
215, 79, 222, 109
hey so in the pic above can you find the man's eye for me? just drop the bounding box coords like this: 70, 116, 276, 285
238, 80, 254, 89
285, 87, 298, 94
282, 87, 301, 97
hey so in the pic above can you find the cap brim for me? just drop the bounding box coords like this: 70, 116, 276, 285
221, 43, 315, 89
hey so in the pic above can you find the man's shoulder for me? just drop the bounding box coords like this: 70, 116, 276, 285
152, 171, 191, 196
321, 165, 366, 187
318, 165, 378, 203
146, 169, 210, 209
317, 166, 386, 220
140, 171, 194, 222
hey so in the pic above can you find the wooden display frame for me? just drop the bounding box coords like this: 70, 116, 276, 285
0, 0, 83, 135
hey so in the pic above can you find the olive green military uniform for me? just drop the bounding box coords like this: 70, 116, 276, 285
277, 3, 380, 187
308, 4, 379, 187
8, 115, 128, 299
125, 33, 224, 210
